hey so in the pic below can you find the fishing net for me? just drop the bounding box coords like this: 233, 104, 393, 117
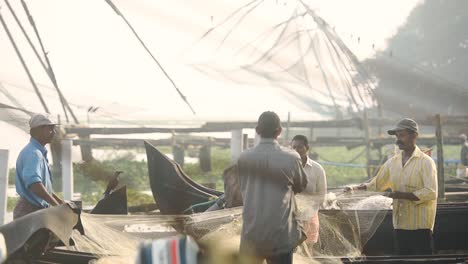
300, 192, 391, 259
197, 191, 391, 263
67, 191, 391, 263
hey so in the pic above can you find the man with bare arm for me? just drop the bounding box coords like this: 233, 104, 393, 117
14, 114, 64, 219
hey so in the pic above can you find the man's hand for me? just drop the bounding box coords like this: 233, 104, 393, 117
344, 184, 366, 193
386, 191, 419, 201
52, 193, 65, 204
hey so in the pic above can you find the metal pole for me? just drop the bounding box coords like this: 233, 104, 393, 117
0, 150, 9, 225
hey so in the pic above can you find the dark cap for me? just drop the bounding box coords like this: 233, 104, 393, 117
257, 111, 281, 134
387, 118, 418, 135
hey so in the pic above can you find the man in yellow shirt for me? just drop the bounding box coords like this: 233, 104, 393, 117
346, 118, 437, 255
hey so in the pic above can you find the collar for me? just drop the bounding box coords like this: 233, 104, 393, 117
397, 145, 422, 159
30, 137, 48, 156
259, 138, 279, 145
304, 156, 314, 167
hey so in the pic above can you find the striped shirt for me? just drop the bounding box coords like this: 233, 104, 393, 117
366, 146, 438, 231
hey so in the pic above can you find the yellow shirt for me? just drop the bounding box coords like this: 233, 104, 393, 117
366, 146, 438, 231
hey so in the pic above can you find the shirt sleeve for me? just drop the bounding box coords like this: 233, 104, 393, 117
413, 158, 438, 204
292, 159, 308, 194
21, 151, 44, 188
365, 161, 392, 192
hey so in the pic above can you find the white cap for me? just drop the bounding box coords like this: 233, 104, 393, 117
29, 113, 58, 129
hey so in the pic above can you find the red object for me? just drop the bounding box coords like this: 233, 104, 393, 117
170, 239, 178, 264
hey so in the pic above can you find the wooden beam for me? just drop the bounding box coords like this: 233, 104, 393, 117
65, 116, 468, 136
72, 137, 256, 149
65, 119, 362, 135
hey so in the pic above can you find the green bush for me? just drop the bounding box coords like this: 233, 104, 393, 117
8, 168, 15, 185
7, 197, 18, 211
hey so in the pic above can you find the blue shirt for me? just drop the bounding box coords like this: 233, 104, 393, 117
15, 138, 54, 208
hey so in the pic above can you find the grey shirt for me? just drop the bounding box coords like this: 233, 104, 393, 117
237, 138, 308, 256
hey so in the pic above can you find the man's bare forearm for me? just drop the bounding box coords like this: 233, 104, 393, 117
29, 183, 59, 206
387, 191, 419, 201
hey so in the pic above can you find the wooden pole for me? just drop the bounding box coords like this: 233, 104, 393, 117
172, 144, 185, 167
377, 103, 384, 163
5, 0, 73, 123
199, 141, 212, 172
363, 110, 372, 179
0, 12, 49, 113
435, 114, 445, 200
285, 112, 291, 145
79, 133, 94, 162
243, 133, 249, 150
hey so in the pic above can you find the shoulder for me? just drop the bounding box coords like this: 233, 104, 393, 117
420, 152, 436, 167
238, 147, 258, 163
19, 144, 43, 162
308, 159, 325, 171
385, 153, 400, 166
279, 146, 301, 160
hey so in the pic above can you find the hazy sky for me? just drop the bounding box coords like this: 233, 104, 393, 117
0, 0, 421, 165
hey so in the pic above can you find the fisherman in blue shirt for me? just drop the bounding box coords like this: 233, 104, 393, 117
13, 113, 64, 219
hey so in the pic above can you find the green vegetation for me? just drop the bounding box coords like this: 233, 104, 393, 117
6, 144, 463, 211
315, 146, 369, 187
8, 168, 15, 185
7, 197, 19, 211
182, 147, 231, 190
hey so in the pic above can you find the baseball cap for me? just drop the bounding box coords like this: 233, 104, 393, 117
387, 118, 418, 135
29, 113, 58, 129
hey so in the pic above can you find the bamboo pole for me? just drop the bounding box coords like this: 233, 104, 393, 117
363, 110, 372, 179
0, 12, 49, 113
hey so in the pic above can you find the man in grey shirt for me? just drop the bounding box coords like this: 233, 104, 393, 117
237, 111, 308, 264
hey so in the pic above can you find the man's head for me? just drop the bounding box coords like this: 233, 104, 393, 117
291, 135, 309, 159
29, 114, 58, 145
255, 111, 282, 139
387, 118, 418, 151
